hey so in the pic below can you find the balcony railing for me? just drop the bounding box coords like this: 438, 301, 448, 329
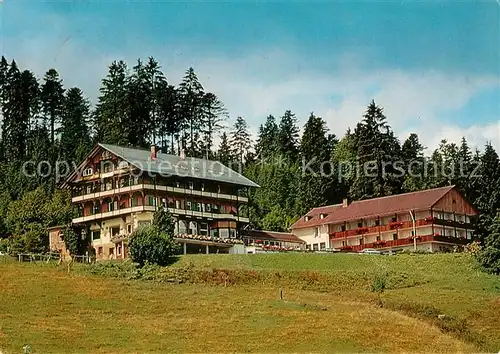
329, 217, 473, 240
344, 234, 471, 252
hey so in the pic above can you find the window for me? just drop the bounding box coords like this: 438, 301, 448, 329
86, 185, 92, 194
217, 185, 221, 193
188, 181, 194, 190
161, 198, 167, 208
376, 236, 381, 241
211, 228, 219, 238
147, 196, 156, 206
103, 163, 113, 173
98, 247, 103, 255
230, 229, 237, 238
313, 243, 319, 251
175, 200, 181, 209
200, 223, 208, 236
375, 219, 380, 226
127, 224, 132, 234
186, 201, 192, 210
111, 227, 120, 236
196, 203, 202, 211
176, 181, 181, 188
358, 222, 363, 228
201, 183, 205, 192
117, 244, 122, 256
320, 242, 326, 250
391, 217, 397, 222
341, 225, 346, 231
393, 233, 398, 240
82, 167, 93, 177
206, 203, 211, 212
313, 228, 318, 238
92, 231, 101, 240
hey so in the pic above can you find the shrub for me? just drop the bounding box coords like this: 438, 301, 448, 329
128, 225, 180, 266
371, 273, 387, 293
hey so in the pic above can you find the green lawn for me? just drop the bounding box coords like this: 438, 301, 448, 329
0, 253, 499, 353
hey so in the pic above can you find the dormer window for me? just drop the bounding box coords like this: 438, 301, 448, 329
82, 168, 93, 177
320, 213, 327, 219
305, 215, 311, 222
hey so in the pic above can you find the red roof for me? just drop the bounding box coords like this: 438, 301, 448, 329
245, 230, 305, 243
291, 185, 459, 230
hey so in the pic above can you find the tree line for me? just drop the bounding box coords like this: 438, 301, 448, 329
0, 55, 499, 265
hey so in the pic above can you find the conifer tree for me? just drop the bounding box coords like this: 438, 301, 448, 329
95, 61, 130, 145
217, 131, 232, 166
40, 69, 65, 145
350, 100, 400, 200
278, 110, 299, 160
255, 115, 279, 160
229, 116, 252, 164
60, 87, 91, 163
178, 67, 204, 156
200, 92, 226, 158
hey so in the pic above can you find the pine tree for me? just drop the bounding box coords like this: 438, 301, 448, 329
144, 57, 166, 145
217, 131, 232, 166
157, 83, 180, 154
297, 113, 334, 215
474, 143, 500, 239
350, 100, 400, 200
200, 92, 226, 158
229, 117, 252, 164
40, 69, 65, 145
401, 133, 426, 192
255, 115, 279, 160
178, 67, 204, 156
478, 211, 500, 274
278, 110, 299, 160
60, 87, 91, 163
95, 61, 130, 145
2, 63, 39, 162
127, 59, 153, 148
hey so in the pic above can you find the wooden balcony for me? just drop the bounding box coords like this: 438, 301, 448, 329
347, 234, 471, 252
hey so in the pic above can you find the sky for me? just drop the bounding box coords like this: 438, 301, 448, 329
1, 0, 499, 152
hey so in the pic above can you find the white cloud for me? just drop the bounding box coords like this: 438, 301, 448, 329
3, 29, 499, 152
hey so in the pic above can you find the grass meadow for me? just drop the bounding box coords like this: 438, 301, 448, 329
0, 253, 499, 353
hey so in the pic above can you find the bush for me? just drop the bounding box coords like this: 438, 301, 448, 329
128, 225, 180, 266
371, 273, 387, 293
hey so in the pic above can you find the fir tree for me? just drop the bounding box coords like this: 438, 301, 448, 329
40, 69, 65, 145
278, 110, 299, 160
60, 87, 91, 163
95, 61, 130, 145
178, 67, 204, 156
200, 92, 226, 158
229, 116, 252, 164
255, 115, 279, 160
217, 131, 232, 166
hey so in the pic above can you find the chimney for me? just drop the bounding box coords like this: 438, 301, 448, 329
150, 145, 158, 160
343, 198, 349, 208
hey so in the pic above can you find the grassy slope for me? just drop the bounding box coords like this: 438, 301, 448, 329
0, 254, 499, 353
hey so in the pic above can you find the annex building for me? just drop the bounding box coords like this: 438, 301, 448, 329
291, 186, 477, 253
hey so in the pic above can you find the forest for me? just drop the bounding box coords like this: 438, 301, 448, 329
0, 55, 499, 255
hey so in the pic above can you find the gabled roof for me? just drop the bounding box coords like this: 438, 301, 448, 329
62, 143, 259, 188
291, 185, 458, 230
244, 230, 305, 243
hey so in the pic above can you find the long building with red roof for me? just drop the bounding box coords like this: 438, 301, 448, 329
291, 186, 477, 253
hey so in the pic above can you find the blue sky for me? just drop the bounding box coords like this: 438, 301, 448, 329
1, 1, 499, 151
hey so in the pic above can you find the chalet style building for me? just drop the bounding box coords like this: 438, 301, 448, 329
291, 186, 477, 253
59, 143, 259, 260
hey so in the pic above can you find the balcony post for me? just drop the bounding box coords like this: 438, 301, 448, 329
183, 242, 187, 255
205, 244, 209, 254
